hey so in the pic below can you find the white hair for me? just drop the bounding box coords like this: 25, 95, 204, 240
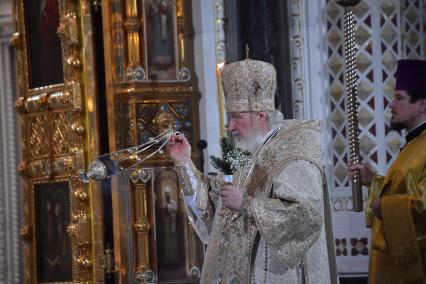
266, 109, 284, 130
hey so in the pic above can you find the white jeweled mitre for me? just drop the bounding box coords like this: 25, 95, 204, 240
220, 54, 277, 113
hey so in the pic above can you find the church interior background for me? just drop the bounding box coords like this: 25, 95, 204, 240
0, 0, 425, 283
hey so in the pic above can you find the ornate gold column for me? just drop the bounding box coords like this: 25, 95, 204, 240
176, 0, 185, 66
123, 0, 146, 82
183, 209, 202, 280
131, 168, 156, 283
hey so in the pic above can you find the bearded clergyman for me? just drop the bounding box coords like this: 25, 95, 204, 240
168, 56, 338, 283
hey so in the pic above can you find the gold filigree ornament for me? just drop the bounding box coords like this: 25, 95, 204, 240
76, 255, 92, 270
79, 128, 174, 183
67, 223, 78, 240
17, 161, 27, 176
19, 225, 31, 241
9, 32, 20, 47
221, 45, 277, 113
152, 111, 177, 134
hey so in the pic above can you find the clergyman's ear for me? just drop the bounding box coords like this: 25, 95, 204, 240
257, 111, 267, 121
419, 99, 426, 113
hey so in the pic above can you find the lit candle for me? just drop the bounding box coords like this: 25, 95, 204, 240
216, 62, 226, 137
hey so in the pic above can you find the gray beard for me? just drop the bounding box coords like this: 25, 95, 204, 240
235, 129, 264, 153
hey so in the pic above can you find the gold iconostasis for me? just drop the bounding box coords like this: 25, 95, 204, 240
13, 0, 204, 282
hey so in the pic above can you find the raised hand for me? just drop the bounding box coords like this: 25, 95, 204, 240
347, 160, 374, 187
167, 132, 191, 166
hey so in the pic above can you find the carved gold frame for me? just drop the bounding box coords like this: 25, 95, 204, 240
13, 0, 105, 282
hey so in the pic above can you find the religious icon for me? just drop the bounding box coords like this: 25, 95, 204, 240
35, 182, 72, 282
145, 0, 178, 81
24, 0, 64, 88
155, 169, 186, 281
162, 188, 179, 265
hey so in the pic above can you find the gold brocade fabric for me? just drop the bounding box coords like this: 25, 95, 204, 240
221, 58, 276, 112
367, 130, 426, 284
179, 120, 337, 283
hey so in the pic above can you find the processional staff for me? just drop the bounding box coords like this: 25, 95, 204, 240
337, 0, 363, 212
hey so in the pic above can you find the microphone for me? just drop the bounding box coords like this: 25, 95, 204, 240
197, 140, 208, 151
197, 140, 208, 173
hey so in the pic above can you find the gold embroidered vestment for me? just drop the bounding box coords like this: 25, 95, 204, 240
366, 130, 426, 284
177, 120, 337, 283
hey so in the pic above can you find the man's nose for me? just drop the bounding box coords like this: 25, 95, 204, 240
227, 121, 235, 131
389, 99, 396, 108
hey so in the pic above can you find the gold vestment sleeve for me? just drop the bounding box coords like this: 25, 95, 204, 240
174, 162, 216, 232
365, 173, 384, 228
381, 194, 419, 265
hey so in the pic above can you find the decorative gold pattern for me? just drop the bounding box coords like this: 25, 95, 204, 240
119, 102, 136, 148
19, 225, 31, 241
117, 85, 194, 93
176, 165, 195, 195
17, 161, 27, 176
134, 221, 151, 233
47, 91, 73, 109
180, 120, 334, 283
52, 111, 69, 155
14, 97, 25, 112
13, 0, 104, 281
152, 111, 177, 134
71, 121, 85, 136
74, 188, 89, 202
58, 12, 79, 46
76, 255, 92, 269
25, 160, 44, 178
252, 178, 322, 267
67, 223, 78, 240
28, 114, 49, 158
132, 179, 154, 278
221, 58, 276, 112
25, 95, 47, 112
